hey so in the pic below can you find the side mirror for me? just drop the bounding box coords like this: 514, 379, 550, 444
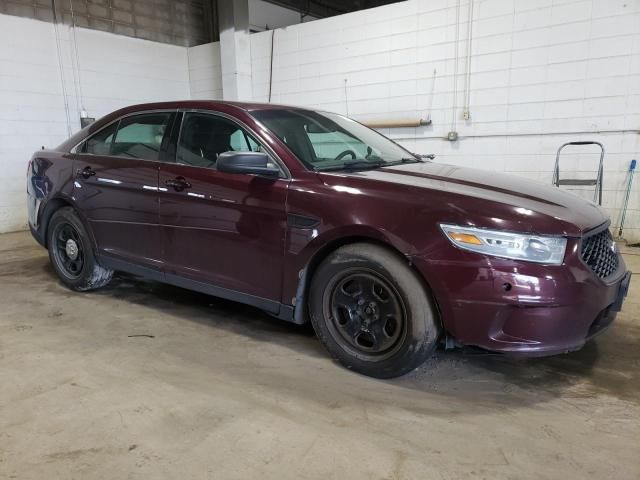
217, 151, 280, 178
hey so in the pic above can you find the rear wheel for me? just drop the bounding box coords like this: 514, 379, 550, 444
309, 243, 439, 378
47, 207, 113, 291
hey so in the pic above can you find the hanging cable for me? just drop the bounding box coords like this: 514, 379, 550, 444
268, 29, 275, 102
69, 0, 86, 117
450, 0, 461, 135
66, 1, 82, 119
51, 0, 73, 136
462, 0, 474, 119
426, 68, 437, 124
343, 78, 349, 116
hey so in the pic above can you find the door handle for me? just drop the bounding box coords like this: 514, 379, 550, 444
77, 166, 96, 179
165, 177, 192, 192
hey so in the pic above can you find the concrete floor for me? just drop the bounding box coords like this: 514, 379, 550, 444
0, 231, 638, 480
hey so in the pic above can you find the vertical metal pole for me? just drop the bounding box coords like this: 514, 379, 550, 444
618, 159, 637, 238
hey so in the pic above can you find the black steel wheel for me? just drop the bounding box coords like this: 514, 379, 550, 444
309, 243, 440, 378
325, 269, 407, 360
47, 207, 113, 291
51, 221, 85, 279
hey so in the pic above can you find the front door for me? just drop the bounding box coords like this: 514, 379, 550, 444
159, 112, 289, 306
73, 111, 175, 269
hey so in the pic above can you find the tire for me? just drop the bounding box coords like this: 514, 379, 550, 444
309, 243, 440, 378
47, 207, 113, 291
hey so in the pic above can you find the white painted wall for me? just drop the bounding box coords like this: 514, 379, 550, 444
3, 1, 640, 241
188, 42, 223, 100
0, 13, 190, 233
186, 0, 318, 101
249, 0, 640, 241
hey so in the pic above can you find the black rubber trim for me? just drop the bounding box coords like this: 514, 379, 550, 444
96, 254, 300, 323
97, 255, 164, 282
164, 272, 280, 313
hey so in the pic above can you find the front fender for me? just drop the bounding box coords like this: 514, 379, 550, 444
284, 224, 413, 324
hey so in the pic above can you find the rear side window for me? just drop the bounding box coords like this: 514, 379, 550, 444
112, 113, 172, 160
82, 113, 172, 160
83, 122, 117, 155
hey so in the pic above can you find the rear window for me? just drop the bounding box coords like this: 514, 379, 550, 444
83, 122, 117, 156
112, 113, 172, 160
82, 112, 172, 161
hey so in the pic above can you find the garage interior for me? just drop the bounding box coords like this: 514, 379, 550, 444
1, 0, 639, 478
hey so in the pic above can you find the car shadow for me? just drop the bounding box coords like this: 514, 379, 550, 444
93, 271, 326, 357
35, 259, 640, 409
396, 319, 640, 406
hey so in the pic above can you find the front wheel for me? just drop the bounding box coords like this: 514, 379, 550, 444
47, 207, 113, 291
309, 243, 439, 378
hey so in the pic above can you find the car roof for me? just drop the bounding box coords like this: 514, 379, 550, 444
63, 99, 327, 155
118, 100, 313, 113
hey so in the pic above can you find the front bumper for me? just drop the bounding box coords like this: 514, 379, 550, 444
412, 237, 630, 356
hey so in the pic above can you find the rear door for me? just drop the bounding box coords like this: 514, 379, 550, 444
72, 111, 175, 269
158, 111, 289, 306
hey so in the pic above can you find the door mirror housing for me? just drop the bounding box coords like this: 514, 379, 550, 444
217, 151, 280, 178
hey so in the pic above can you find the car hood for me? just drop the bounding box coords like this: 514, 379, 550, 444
321, 162, 608, 236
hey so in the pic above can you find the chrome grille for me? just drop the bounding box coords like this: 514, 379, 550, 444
581, 228, 619, 279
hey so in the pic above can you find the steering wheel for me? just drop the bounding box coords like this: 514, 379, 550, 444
334, 150, 357, 161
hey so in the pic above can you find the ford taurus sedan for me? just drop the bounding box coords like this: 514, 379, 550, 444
27, 101, 631, 378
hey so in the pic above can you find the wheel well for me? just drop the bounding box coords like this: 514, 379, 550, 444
294, 236, 443, 329
40, 198, 73, 247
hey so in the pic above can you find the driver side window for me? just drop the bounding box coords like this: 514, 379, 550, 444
177, 113, 262, 169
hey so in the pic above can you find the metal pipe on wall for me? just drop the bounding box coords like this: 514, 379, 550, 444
363, 69, 437, 129
364, 119, 433, 129
389, 128, 640, 142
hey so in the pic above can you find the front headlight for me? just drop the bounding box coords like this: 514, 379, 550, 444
439, 224, 567, 265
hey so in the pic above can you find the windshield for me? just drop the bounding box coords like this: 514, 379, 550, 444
251, 109, 418, 171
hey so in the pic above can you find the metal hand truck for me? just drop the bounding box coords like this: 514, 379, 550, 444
552, 141, 604, 205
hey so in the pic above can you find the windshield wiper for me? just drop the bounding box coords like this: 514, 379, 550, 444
314, 155, 427, 172
315, 160, 387, 172
383, 157, 424, 166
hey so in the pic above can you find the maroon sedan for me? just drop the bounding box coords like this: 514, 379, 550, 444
27, 101, 631, 378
